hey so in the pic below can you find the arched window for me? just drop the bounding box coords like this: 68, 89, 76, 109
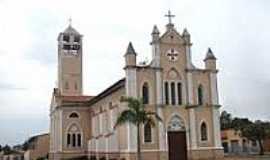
165, 82, 169, 105
201, 122, 208, 141
69, 112, 79, 118
142, 83, 149, 104
177, 83, 182, 105
144, 122, 152, 143
171, 82, 176, 105
67, 124, 82, 148
198, 85, 203, 105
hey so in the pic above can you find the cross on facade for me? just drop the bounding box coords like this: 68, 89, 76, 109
167, 48, 178, 61
165, 10, 175, 24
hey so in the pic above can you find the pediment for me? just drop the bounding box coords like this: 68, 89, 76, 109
159, 29, 185, 44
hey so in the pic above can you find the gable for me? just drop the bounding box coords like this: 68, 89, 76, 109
159, 29, 185, 45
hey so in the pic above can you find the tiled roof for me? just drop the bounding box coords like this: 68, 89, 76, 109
88, 78, 125, 106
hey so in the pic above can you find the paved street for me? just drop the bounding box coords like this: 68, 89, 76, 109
224, 155, 270, 160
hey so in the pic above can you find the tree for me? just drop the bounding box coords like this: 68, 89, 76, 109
231, 117, 252, 131
115, 97, 162, 160
220, 111, 233, 130
0, 144, 2, 152
2, 145, 11, 155
240, 120, 270, 155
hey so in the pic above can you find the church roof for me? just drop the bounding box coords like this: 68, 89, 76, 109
204, 48, 217, 61
88, 78, 125, 106
63, 25, 80, 35
125, 42, 136, 55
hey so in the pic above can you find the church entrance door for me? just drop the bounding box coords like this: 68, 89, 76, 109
167, 115, 187, 160
168, 131, 187, 160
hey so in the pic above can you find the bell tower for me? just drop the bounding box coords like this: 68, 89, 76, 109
57, 22, 83, 96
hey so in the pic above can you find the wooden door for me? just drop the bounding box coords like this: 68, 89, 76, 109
168, 131, 187, 160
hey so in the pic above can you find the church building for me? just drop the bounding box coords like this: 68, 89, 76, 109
49, 12, 224, 160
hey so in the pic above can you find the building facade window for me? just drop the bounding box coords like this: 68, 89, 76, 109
164, 81, 183, 106
74, 82, 78, 90
77, 134, 81, 147
72, 134, 76, 147
142, 83, 149, 104
65, 81, 69, 89
201, 122, 207, 141
69, 112, 79, 118
165, 82, 169, 105
67, 124, 82, 148
63, 35, 70, 42
171, 82, 176, 105
67, 133, 71, 146
144, 122, 152, 143
177, 83, 182, 105
198, 85, 203, 105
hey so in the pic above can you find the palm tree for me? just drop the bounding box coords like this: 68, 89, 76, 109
114, 97, 162, 160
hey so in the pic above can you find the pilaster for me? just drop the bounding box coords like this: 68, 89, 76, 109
187, 72, 198, 149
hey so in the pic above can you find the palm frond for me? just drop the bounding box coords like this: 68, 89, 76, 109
114, 110, 137, 129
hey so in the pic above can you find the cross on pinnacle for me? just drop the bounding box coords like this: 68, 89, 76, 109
165, 10, 175, 24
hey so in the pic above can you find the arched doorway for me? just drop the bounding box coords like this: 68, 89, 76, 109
167, 115, 187, 160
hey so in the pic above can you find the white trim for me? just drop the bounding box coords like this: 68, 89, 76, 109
189, 108, 197, 149
156, 71, 162, 105
185, 45, 192, 69
210, 73, 219, 104
212, 108, 222, 147
127, 122, 131, 151
175, 81, 179, 105
59, 110, 63, 151
187, 73, 194, 104
168, 81, 172, 105
151, 41, 160, 67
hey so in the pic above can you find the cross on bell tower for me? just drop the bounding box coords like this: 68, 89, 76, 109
165, 10, 175, 25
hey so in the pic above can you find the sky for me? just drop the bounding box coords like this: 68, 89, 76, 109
0, 0, 269, 146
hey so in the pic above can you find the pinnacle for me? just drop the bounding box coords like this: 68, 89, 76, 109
204, 48, 216, 61
125, 42, 136, 55
183, 28, 190, 36
152, 25, 160, 35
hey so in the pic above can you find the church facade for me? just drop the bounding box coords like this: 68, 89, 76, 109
50, 14, 224, 160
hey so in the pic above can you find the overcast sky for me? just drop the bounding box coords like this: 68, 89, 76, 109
0, 0, 269, 146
